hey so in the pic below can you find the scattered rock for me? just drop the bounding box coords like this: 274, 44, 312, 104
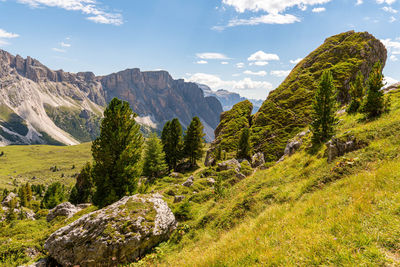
207, 178, 216, 185
204, 150, 216, 167
284, 140, 302, 156
236, 172, 246, 180
44, 194, 177, 266
77, 203, 92, 209
182, 176, 194, 187
173, 195, 185, 203
251, 152, 265, 168
1, 192, 18, 207
325, 136, 367, 162
46, 202, 81, 222
217, 159, 241, 172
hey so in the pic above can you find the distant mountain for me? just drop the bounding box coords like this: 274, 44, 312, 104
0, 50, 223, 145
197, 84, 263, 113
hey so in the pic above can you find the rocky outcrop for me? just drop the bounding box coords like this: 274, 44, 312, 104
249, 31, 387, 161
182, 176, 194, 187
0, 49, 223, 145
1, 192, 18, 207
251, 152, 265, 168
46, 202, 82, 222
44, 194, 177, 266
217, 159, 241, 172
325, 136, 367, 162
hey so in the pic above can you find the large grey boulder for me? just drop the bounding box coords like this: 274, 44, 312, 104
325, 136, 367, 162
251, 152, 265, 168
46, 202, 81, 222
217, 159, 241, 172
182, 176, 194, 187
44, 194, 177, 266
204, 150, 216, 167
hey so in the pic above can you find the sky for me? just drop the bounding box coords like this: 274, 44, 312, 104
0, 0, 399, 100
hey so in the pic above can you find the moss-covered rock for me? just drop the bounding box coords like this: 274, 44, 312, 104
250, 31, 387, 161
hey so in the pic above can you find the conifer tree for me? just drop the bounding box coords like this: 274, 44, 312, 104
183, 117, 205, 166
143, 133, 168, 181
311, 70, 337, 144
237, 127, 252, 160
347, 71, 365, 114
69, 162, 95, 204
41, 182, 66, 209
161, 118, 183, 170
361, 62, 385, 119
92, 98, 143, 207
18, 186, 27, 208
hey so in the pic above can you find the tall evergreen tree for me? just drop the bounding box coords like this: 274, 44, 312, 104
161, 118, 183, 170
236, 127, 252, 160
92, 98, 143, 207
361, 62, 385, 119
347, 71, 365, 114
183, 117, 205, 166
311, 70, 337, 144
41, 182, 66, 209
143, 133, 168, 181
69, 162, 95, 204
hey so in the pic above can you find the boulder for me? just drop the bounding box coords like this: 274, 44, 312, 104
182, 176, 194, 187
204, 150, 215, 167
44, 194, 177, 267
251, 152, 265, 168
217, 159, 241, 172
46, 202, 81, 222
173, 195, 185, 203
284, 140, 302, 156
1, 192, 18, 207
236, 172, 246, 180
325, 136, 367, 162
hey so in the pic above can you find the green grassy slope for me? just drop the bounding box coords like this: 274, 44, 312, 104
136, 88, 400, 266
0, 143, 92, 189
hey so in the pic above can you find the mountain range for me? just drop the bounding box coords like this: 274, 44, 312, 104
0, 50, 223, 145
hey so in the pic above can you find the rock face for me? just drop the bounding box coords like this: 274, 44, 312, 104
325, 136, 367, 162
212, 31, 386, 162
44, 194, 177, 266
46, 202, 82, 222
0, 50, 223, 145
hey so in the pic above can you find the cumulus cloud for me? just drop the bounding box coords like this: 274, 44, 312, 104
381, 38, 400, 54
221, 61, 229, 65
384, 76, 398, 86
382, 6, 398, 13
16, 0, 123, 25
270, 70, 291, 77
290, 58, 303, 64
249, 61, 269, 66
0, 28, 19, 46
196, 60, 208, 64
312, 7, 326, 12
52, 47, 66, 53
196, 52, 230, 60
236, 62, 245, 68
356, 0, 363, 5
248, 51, 279, 61
376, 0, 397, 5
243, 70, 267, 76
60, 41, 71, 47
186, 72, 273, 98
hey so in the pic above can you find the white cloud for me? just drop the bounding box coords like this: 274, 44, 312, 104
222, 0, 332, 14
312, 7, 326, 12
16, 0, 123, 25
52, 47, 66, 53
236, 62, 245, 68
249, 61, 269, 66
390, 55, 398, 61
290, 58, 303, 64
196, 52, 230, 60
248, 51, 279, 61
0, 29, 19, 39
376, 0, 397, 4
270, 70, 291, 77
0, 39, 10, 46
60, 41, 71, 47
382, 6, 398, 13
356, 0, 363, 5
221, 61, 229, 65
390, 16, 397, 22
186, 72, 273, 98
196, 60, 208, 64
384, 76, 398, 86
243, 70, 267, 76
213, 13, 300, 30
381, 38, 400, 54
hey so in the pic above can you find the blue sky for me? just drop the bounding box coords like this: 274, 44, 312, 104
0, 0, 399, 99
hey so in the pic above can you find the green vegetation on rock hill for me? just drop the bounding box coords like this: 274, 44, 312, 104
249, 31, 387, 161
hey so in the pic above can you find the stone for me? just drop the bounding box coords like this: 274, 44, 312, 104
77, 203, 92, 209
174, 195, 185, 203
1, 192, 18, 207
207, 178, 216, 185
182, 176, 194, 187
284, 140, 302, 156
325, 136, 367, 162
44, 194, 177, 266
46, 202, 81, 222
217, 159, 241, 172
170, 172, 181, 178
204, 150, 216, 167
236, 172, 246, 180
251, 152, 265, 168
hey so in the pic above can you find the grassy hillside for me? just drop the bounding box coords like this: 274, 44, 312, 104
133, 88, 400, 266
0, 143, 92, 189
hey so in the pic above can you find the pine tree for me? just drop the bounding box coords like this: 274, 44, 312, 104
143, 133, 168, 181
183, 117, 205, 166
361, 62, 385, 119
237, 127, 252, 160
92, 98, 143, 207
347, 71, 365, 114
18, 186, 27, 208
161, 118, 183, 170
311, 70, 337, 144
69, 162, 95, 204
41, 182, 66, 209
